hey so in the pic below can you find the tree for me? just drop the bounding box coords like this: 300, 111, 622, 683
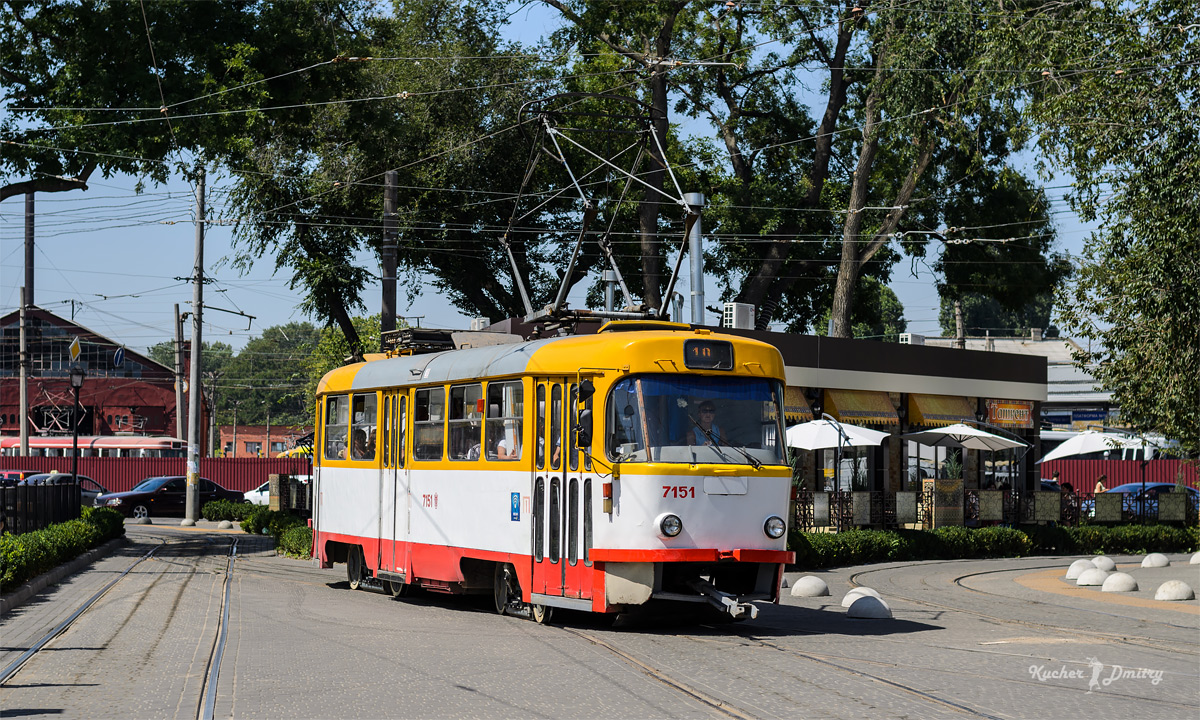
936, 294, 1059, 339
220, 322, 321, 427
1018, 0, 1199, 451
146, 339, 233, 380
303, 314, 381, 420
0, 1, 368, 200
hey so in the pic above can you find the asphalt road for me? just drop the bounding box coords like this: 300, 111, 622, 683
1, 522, 1197, 719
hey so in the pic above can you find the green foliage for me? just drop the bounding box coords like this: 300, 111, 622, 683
1, 508, 126, 589
938, 293, 1060, 339
277, 525, 313, 559
787, 524, 1191, 569
239, 507, 305, 542
1021, 0, 1200, 452
201, 499, 256, 523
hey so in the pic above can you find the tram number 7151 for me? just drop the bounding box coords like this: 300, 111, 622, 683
663, 485, 695, 499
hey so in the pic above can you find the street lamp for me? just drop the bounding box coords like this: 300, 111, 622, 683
69, 364, 85, 489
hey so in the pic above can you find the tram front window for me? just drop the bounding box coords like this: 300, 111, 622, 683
605, 375, 786, 466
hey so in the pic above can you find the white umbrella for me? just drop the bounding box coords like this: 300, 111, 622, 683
901, 423, 1027, 452
786, 418, 889, 450
1040, 430, 1143, 462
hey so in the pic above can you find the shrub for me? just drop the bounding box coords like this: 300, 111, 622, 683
202, 499, 255, 522
1, 507, 126, 589
786, 523, 1193, 570
240, 507, 304, 541
277, 525, 313, 558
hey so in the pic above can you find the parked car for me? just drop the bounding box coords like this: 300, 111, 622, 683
100, 475, 244, 518
1106, 482, 1199, 518
0, 469, 40, 487
245, 481, 270, 506
18, 472, 109, 504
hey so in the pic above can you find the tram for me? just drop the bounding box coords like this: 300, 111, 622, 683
312, 321, 794, 621
0, 435, 186, 458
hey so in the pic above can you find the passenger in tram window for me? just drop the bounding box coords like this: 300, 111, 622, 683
350, 428, 371, 460
688, 401, 728, 446
496, 435, 518, 460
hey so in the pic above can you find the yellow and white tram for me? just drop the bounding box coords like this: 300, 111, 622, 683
313, 321, 794, 621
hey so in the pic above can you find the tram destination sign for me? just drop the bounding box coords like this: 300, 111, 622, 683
684, 339, 733, 370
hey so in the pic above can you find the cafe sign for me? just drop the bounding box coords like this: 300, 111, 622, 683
987, 399, 1034, 429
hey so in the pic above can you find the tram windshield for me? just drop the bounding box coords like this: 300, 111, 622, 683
605, 375, 786, 466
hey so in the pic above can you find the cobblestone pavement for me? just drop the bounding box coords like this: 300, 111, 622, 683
2, 523, 1197, 719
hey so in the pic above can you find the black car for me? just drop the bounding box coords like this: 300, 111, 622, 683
21, 472, 109, 505
99, 475, 244, 518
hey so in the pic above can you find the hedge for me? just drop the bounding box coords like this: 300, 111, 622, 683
202, 499, 257, 523
789, 524, 1198, 569
1, 507, 127, 590
237, 507, 311, 558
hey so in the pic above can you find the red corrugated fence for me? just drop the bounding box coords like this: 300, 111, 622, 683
0, 457, 311, 493
1040, 459, 1197, 491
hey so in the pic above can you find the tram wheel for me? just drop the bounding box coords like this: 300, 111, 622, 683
386, 580, 408, 598
530, 603, 553, 625
493, 563, 518, 615
347, 546, 364, 591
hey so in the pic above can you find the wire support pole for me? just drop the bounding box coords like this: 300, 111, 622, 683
548, 126, 683, 205
185, 166, 205, 525
542, 118, 594, 209
658, 209, 700, 320
647, 125, 688, 210
550, 205, 600, 316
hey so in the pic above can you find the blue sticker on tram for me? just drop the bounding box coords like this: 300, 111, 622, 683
511, 492, 520, 521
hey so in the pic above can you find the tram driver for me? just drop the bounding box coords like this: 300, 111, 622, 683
687, 400, 728, 446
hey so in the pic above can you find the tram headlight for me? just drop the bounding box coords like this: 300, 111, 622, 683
763, 515, 786, 539
658, 513, 683, 538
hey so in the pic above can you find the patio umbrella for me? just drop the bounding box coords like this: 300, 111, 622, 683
785, 418, 890, 450
1039, 430, 1143, 462
901, 423, 1027, 452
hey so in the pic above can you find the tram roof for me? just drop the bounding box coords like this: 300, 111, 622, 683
317, 328, 784, 393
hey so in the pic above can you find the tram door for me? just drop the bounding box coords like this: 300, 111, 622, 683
378, 392, 410, 575
531, 380, 594, 601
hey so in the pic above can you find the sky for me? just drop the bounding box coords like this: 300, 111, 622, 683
0, 6, 1100, 355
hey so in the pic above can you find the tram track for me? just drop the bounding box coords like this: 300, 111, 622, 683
847, 560, 1200, 657
1, 532, 240, 720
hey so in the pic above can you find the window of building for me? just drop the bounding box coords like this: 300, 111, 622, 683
270, 441, 286, 454
245, 441, 262, 456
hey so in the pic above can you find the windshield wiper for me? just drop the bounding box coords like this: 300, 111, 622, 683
688, 416, 762, 470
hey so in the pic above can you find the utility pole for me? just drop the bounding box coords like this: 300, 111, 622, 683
173, 304, 185, 441
380, 170, 398, 350
685, 192, 705, 325
231, 400, 240, 458
184, 168, 205, 526
25, 193, 34, 305
19, 287, 29, 456
206, 370, 222, 456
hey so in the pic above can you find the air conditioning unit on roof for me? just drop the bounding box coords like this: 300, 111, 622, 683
722, 302, 755, 330
899, 333, 925, 345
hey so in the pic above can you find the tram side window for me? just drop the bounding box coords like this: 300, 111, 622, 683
350, 394, 377, 461
550, 385, 562, 471
449, 384, 484, 460
397, 396, 407, 467
486, 381, 523, 460
324, 395, 349, 461
414, 387, 445, 460
606, 379, 646, 461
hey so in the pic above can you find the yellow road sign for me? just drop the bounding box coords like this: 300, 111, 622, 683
69, 336, 81, 361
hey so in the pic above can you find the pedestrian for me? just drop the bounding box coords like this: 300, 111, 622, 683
1051, 470, 1061, 485
1094, 474, 1107, 494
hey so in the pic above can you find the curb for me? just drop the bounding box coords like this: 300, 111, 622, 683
0, 536, 130, 616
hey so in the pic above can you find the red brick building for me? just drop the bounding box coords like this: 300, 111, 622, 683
1, 306, 208, 447
217, 424, 311, 458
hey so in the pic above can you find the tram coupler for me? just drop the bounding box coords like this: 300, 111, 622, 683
686, 578, 758, 620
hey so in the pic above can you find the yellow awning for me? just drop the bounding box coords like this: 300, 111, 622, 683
909, 394, 975, 427
784, 386, 814, 424
824, 390, 899, 426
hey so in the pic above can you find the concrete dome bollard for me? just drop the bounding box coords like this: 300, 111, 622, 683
1154, 581, 1195, 601
1076, 568, 1110, 586
841, 586, 882, 607
1141, 553, 1170, 568
846, 595, 892, 619
790, 576, 830, 597
134, 517, 152, 525
1101, 572, 1138, 592
1091, 556, 1116, 572
1191, 552, 1200, 565
1066, 559, 1096, 579
217, 520, 234, 530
